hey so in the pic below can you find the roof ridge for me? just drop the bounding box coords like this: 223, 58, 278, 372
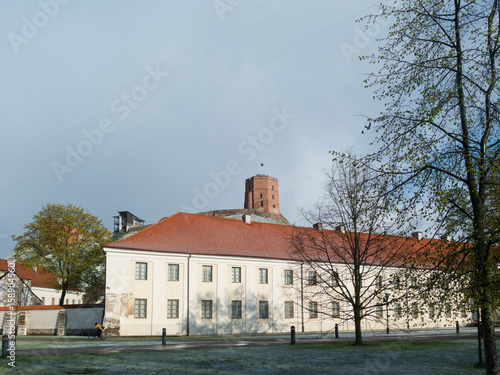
190, 212, 291, 227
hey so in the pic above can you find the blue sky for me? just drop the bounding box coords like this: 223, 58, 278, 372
0, 0, 388, 257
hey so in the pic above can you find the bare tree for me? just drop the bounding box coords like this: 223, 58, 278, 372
290, 157, 408, 345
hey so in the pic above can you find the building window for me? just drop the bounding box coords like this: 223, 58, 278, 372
445, 304, 452, 318
284, 270, 293, 285
167, 299, 179, 319
429, 304, 435, 319
168, 264, 179, 281
134, 299, 147, 318
332, 301, 340, 318
259, 268, 268, 284
309, 302, 318, 318
272, 185, 274, 190
272, 195, 275, 199
72, 299, 75, 304
202, 265, 213, 282
394, 276, 401, 289
412, 303, 419, 319
135, 262, 147, 280
231, 267, 241, 283
41, 297, 45, 305
284, 301, 294, 319
66, 299, 69, 304
376, 305, 384, 318
51, 298, 55, 305
202, 300, 213, 319
332, 272, 340, 287
460, 305, 467, 318
395, 303, 402, 319
376, 275, 383, 289
260, 193, 263, 198
410, 277, 417, 287
259, 301, 269, 319
260, 201, 263, 207
231, 300, 242, 319
308, 271, 317, 286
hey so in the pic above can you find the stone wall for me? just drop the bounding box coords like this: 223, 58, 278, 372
0, 305, 104, 336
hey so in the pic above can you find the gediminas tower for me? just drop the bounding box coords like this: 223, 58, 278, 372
244, 175, 280, 215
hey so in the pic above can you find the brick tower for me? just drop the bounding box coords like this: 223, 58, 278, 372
244, 175, 280, 214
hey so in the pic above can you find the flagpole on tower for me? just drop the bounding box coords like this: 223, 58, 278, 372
260, 163, 264, 175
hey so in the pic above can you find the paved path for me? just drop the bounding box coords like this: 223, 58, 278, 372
16, 332, 479, 356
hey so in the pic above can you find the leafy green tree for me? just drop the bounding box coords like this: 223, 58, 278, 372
358, 1, 500, 373
81, 263, 105, 304
13, 203, 111, 305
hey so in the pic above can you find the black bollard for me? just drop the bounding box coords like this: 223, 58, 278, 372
335, 324, 339, 338
1, 335, 8, 357
162, 328, 167, 345
291, 325, 296, 345
456, 321, 459, 334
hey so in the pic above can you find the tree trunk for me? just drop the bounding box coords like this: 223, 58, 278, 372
354, 308, 363, 345
481, 288, 499, 375
59, 288, 67, 306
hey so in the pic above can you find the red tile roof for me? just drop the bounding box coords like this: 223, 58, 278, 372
105, 212, 431, 265
0, 259, 57, 288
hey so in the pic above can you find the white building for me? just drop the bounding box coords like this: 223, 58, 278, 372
103, 212, 470, 337
103, 174, 471, 336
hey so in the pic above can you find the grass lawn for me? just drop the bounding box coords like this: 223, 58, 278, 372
1, 339, 495, 374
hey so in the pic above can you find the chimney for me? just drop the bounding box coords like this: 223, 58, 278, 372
313, 223, 323, 231
412, 231, 423, 241
336, 224, 346, 233
440, 234, 451, 242
242, 214, 252, 224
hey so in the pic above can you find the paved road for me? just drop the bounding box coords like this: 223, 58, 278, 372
16, 332, 479, 356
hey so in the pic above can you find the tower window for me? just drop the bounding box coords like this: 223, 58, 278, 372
272, 195, 274, 199
260, 193, 263, 198
272, 186, 274, 190
261, 201, 263, 207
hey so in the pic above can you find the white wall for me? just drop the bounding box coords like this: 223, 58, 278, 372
103, 248, 472, 336
0, 306, 104, 335
31, 287, 83, 306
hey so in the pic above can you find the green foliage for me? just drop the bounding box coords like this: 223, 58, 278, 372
12, 203, 111, 305
82, 264, 105, 303
357, 0, 500, 373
